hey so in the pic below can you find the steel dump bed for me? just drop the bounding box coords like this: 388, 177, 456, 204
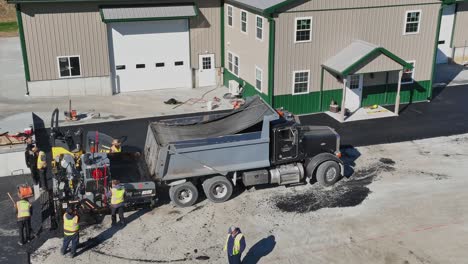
144, 96, 280, 181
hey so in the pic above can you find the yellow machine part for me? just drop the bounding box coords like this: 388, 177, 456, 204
51, 146, 83, 169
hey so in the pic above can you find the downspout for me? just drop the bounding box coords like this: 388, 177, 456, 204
16, 4, 30, 95
319, 67, 324, 111
429, 4, 444, 100
268, 17, 276, 106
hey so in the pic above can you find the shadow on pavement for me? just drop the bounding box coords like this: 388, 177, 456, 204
74, 208, 150, 257
242, 235, 276, 264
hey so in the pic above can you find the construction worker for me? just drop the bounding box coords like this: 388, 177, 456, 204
61, 207, 80, 258
25, 140, 39, 186
35, 147, 47, 191
223, 226, 246, 264
110, 139, 122, 153
16, 193, 32, 246
108, 180, 126, 226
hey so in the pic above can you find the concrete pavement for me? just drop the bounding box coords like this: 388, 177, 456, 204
0, 37, 233, 127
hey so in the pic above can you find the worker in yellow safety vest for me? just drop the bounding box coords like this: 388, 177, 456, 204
35, 147, 47, 191
15, 195, 32, 246
108, 180, 126, 226
61, 207, 80, 258
110, 139, 122, 153
223, 226, 246, 264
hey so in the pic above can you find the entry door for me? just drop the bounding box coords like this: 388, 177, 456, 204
437, 4, 456, 64
198, 54, 216, 87
345, 74, 363, 113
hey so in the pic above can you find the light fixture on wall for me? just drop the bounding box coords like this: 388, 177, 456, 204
370, 73, 375, 79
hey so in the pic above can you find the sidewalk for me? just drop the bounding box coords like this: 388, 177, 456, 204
434, 63, 468, 87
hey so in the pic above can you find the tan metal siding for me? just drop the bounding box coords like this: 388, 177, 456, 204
22, 3, 109, 81
355, 54, 403, 74
224, 4, 269, 94
190, 0, 222, 69
452, 2, 468, 48
274, 4, 439, 95
278, 0, 440, 13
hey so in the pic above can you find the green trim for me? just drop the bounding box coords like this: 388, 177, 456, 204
273, 89, 343, 115
225, 0, 266, 16
281, 2, 441, 13
362, 80, 431, 106
264, 0, 297, 14
16, 4, 30, 83
268, 18, 276, 105
102, 15, 197, 23
340, 47, 413, 76
430, 6, 444, 99
221, 1, 225, 68
224, 69, 268, 101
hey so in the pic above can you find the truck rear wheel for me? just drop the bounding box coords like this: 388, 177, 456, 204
202, 176, 233, 203
316, 161, 341, 187
169, 182, 199, 207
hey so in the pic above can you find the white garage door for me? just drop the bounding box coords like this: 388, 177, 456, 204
109, 20, 192, 93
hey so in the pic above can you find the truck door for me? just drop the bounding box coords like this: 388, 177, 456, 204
274, 127, 299, 162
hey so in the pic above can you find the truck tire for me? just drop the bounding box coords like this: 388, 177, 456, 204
202, 176, 233, 203
316, 161, 341, 187
169, 182, 199, 207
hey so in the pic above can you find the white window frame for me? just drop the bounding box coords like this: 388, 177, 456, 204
292, 70, 310, 95
240, 9, 248, 34
227, 51, 240, 77
255, 66, 263, 92
256, 15, 264, 41
57, 55, 81, 79
403, 10, 422, 35
401, 60, 416, 84
227, 5, 234, 28
294, 17, 312, 43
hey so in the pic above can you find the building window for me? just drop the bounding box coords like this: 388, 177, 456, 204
255, 66, 263, 91
404, 11, 421, 34
293, 70, 310, 94
348, 75, 360, 89
175, 61, 184, 66
295, 17, 312, 43
402, 61, 415, 84
58, 56, 81, 78
202, 57, 212, 70
240, 10, 248, 33
156, 62, 165, 68
256, 16, 263, 41
227, 5, 233, 27
228, 51, 239, 76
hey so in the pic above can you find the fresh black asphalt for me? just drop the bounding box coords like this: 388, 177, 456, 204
1, 84, 467, 263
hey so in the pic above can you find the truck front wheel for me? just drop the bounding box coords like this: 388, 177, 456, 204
169, 182, 199, 207
202, 176, 233, 203
316, 161, 341, 187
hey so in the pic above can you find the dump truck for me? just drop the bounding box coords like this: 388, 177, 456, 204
144, 96, 343, 207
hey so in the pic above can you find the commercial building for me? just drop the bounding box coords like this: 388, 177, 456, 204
9, 0, 466, 115
11, 0, 222, 96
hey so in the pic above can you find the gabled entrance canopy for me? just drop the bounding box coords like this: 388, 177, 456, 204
100, 5, 198, 23
321, 40, 413, 122
322, 40, 413, 77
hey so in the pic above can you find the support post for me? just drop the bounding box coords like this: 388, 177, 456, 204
340, 77, 347, 122
394, 69, 403, 115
